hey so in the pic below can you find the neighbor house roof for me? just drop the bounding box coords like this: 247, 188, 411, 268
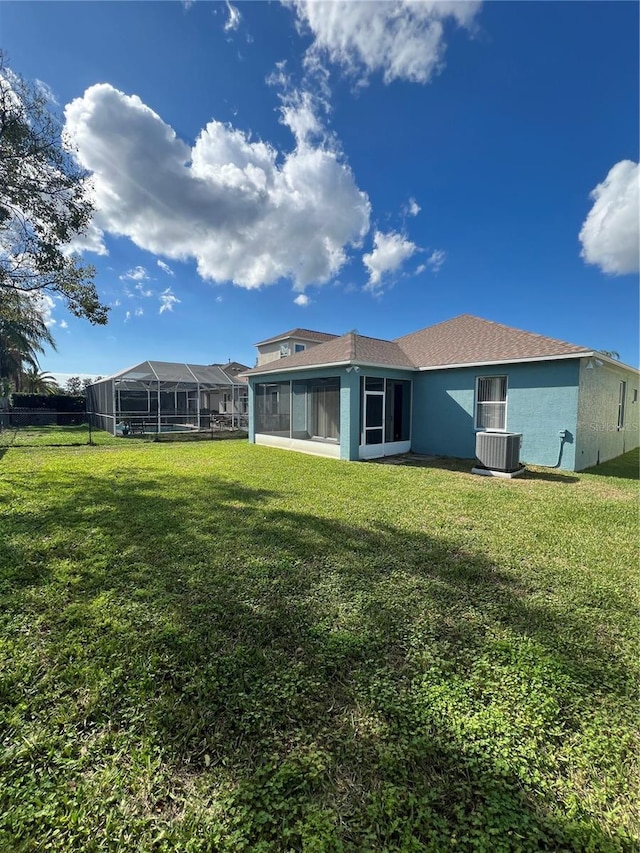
254, 328, 339, 347
212, 362, 251, 384
245, 315, 594, 377
395, 314, 591, 369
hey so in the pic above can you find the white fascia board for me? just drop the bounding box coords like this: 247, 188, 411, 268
417, 352, 596, 371
242, 360, 415, 378
592, 354, 640, 374
241, 361, 351, 377
243, 351, 640, 379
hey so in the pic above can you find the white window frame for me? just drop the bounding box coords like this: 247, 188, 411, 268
475, 375, 508, 432
294, 343, 306, 353
617, 380, 627, 430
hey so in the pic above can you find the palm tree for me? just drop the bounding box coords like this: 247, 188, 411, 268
20, 368, 59, 394
0, 292, 57, 392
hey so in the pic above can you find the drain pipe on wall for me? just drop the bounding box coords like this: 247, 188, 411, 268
553, 430, 569, 469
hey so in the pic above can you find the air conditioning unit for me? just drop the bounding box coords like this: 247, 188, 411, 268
474, 432, 523, 476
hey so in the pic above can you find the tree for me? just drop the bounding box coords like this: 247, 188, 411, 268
65, 376, 83, 395
20, 368, 59, 394
81, 376, 102, 392
0, 291, 56, 392
0, 51, 108, 325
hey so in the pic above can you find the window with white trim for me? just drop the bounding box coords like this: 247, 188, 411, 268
617, 380, 627, 429
475, 376, 507, 430
294, 343, 306, 353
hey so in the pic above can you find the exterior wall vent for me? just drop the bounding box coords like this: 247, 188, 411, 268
475, 432, 522, 473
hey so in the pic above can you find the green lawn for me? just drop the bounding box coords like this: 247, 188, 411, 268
0, 441, 638, 852
0, 423, 121, 447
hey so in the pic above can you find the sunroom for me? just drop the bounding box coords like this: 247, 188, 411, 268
252, 374, 342, 458
250, 369, 412, 461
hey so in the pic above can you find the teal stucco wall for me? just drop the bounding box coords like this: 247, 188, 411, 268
248, 358, 609, 471
411, 360, 581, 470
575, 359, 639, 470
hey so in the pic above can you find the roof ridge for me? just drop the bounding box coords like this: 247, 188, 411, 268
253, 327, 339, 346
393, 313, 476, 342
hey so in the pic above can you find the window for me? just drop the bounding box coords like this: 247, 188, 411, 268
618, 381, 627, 429
294, 344, 306, 353
476, 376, 507, 430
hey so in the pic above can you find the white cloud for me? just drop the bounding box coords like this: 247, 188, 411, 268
35, 78, 58, 105
279, 87, 326, 147
59, 320, 69, 329
290, 0, 482, 85
579, 160, 639, 276
63, 219, 108, 257
159, 287, 180, 314
24, 291, 57, 328
157, 259, 174, 276
407, 198, 421, 217
64, 83, 370, 291
134, 283, 154, 297
224, 0, 241, 32
135, 307, 144, 317
293, 293, 310, 306
363, 230, 418, 292
120, 265, 149, 282
215, 295, 223, 303
426, 248, 446, 273
124, 310, 131, 323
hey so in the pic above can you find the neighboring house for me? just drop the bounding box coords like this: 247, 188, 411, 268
243, 315, 639, 471
254, 328, 338, 367
210, 362, 249, 415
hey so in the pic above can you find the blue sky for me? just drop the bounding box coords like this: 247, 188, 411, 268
2, 0, 639, 377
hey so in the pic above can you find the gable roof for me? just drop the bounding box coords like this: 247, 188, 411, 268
254, 328, 339, 347
245, 315, 594, 377
244, 331, 413, 376
395, 314, 591, 368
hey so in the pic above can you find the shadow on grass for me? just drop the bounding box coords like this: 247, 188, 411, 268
583, 447, 639, 480
1, 465, 635, 851
374, 454, 582, 483
519, 468, 580, 483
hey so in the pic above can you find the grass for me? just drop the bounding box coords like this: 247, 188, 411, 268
0, 423, 247, 448
0, 423, 120, 447
0, 440, 638, 852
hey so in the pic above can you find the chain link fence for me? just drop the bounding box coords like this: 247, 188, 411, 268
0, 409, 248, 448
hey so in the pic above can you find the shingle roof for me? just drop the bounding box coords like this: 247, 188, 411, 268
254, 328, 339, 346
395, 315, 591, 368
244, 331, 413, 376
245, 315, 592, 376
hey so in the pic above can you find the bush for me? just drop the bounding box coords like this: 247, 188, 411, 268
11, 393, 85, 412
10, 394, 86, 425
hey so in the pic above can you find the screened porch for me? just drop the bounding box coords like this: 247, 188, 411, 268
254, 377, 340, 445
87, 361, 248, 436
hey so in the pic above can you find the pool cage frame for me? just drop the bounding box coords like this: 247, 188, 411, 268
86, 361, 248, 436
